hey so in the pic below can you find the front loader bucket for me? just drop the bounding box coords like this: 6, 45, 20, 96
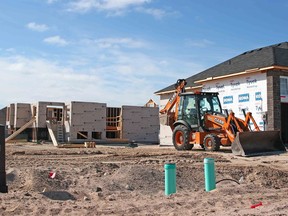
231, 131, 286, 156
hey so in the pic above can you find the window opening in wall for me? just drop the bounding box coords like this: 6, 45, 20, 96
32, 106, 37, 117
77, 131, 88, 139
106, 131, 121, 139
92, 131, 102, 139
46, 105, 63, 124
280, 77, 288, 96
106, 107, 122, 139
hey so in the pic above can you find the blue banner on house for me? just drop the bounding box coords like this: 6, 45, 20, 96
255, 92, 262, 101
223, 96, 233, 104
238, 93, 249, 103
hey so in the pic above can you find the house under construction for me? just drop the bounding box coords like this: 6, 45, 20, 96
0, 101, 159, 145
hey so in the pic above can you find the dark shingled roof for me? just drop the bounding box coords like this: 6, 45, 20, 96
156, 42, 288, 94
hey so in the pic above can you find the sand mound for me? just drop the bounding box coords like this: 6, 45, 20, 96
3, 144, 288, 215
102, 165, 164, 193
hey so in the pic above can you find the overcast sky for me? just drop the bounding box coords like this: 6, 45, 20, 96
1, 0, 288, 108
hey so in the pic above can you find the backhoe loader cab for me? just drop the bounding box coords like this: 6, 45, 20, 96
177, 92, 223, 131
172, 92, 229, 152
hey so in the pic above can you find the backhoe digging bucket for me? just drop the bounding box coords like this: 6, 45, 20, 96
231, 131, 286, 156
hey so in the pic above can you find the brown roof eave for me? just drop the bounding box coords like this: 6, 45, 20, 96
154, 85, 202, 96
195, 66, 288, 84
155, 65, 288, 96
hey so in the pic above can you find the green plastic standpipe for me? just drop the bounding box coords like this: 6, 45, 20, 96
164, 163, 176, 195
204, 158, 216, 192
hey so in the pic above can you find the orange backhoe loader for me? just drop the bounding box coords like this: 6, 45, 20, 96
160, 79, 286, 156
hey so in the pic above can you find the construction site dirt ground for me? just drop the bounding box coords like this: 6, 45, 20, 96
1, 143, 288, 216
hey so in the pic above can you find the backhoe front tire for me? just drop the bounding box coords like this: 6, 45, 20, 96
203, 134, 220, 151
172, 125, 193, 151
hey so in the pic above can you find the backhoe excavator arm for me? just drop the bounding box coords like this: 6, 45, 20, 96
206, 110, 257, 144
222, 111, 240, 143
159, 79, 187, 115
242, 111, 260, 131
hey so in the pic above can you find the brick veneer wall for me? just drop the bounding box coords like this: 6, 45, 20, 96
266, 70, 288, 131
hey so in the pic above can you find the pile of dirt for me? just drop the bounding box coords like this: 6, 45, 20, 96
102, 165, 164, 193
217, 165, 288, 189
7, 159, 288, 195
3, 144, 288, 215
32, 169, 74, 192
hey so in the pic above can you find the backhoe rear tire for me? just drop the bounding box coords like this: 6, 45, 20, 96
172, 125, 193, 151
203, 134, 220, 151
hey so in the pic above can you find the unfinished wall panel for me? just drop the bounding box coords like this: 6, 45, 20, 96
122, 106, 159, 143
8, 104, 15, 128
3, 103, 34, 141
69, 101, 106, 142
3, 100, 160, 144
36, 102, 66, 142
0, 107, 6, 125
37, 102, 65, 128
14, 103, 33, 128
159, 124, 173, 146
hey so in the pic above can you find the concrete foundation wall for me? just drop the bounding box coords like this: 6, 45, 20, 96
122, 106, 159, 143
69, 101, 106, 142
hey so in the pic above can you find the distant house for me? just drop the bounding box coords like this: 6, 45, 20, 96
145, 99, 158, 107
156, 42, 288, 145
